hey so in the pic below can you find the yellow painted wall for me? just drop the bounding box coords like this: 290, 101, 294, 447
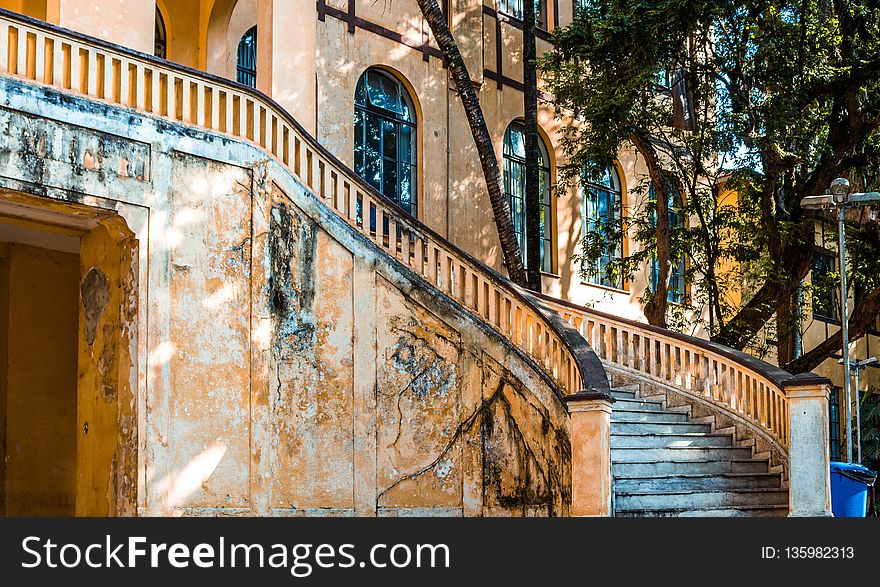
3, 243, 79, 517
160, 0, 201, 68
0, 0, 48, 19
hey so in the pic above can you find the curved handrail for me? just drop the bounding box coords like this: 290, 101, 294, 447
535, 292, 793, 450
0, 8, 604, 397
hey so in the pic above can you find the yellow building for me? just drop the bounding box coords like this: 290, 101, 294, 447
0, 0, 843, 517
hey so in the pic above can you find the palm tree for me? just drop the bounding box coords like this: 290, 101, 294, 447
523, 0, 542, 291
414, 0, 528, 287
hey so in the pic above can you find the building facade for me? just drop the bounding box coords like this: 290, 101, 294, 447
0, 0, 842, 516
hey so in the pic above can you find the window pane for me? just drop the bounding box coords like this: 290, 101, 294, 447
236, 27, 257, 88
503, 121, 553, 272
812, 252, 836, 318
399, 125, 414, 164
364, 115, 382, 190
509, 127, 525, 159
582, 164, 622, 288
400, 164, 414, 214
829, 388, 841, 461
382, 119, 397, 159
354, 109, 365, 176
366, 71, 405, 116
355, 76, 367, 105
383, 160, 398, 203
155, 8, 167, 59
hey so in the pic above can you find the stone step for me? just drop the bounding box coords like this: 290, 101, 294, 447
615, 488, 789, 510
613, 398, 665, 412
612, 409, 688, 423
615, 505, 788, 517
613, 459, 770, 476
611, 433, 732, 449
611, 421, 711, 435
610, 389, 637, 400
614, 472, 782, 492
611, 446, 754, 462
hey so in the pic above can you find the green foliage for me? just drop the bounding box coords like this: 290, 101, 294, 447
860, 387, 880, 515
543, 0, 880, 346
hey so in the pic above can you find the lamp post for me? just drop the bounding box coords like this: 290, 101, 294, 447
801, 178, 880, 463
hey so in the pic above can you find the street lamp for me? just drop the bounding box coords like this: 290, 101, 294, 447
801, 179, 880, 463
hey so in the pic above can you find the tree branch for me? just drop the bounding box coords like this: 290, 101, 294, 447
785, 283, 880, 373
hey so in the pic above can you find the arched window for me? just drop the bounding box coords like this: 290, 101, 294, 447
236, 26, 257, 88
649, 182, 687, 303
503, 121, 553, 273
154, 7, 167, 60
354, 68, 418, 216
582, 165, 622, 288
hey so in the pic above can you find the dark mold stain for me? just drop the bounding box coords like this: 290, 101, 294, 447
268, 201, 319, 360
81, 267, 110, 346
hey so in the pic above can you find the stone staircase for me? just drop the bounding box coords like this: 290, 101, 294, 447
610, 383, 789, 517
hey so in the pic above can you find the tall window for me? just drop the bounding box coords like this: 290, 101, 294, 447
236, 26, 257, 88
498, 0, 548, 29
354, 69, 418, 216
503, 121, 553, 273
154, 8, 167, 60
811, 251, 836, 319
649, 182, 687, 304
582, 165, 622, 288
829, 387, 841, 461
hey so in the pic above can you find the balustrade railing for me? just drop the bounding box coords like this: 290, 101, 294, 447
0, 9, 586, 395
538, 295, 792, 449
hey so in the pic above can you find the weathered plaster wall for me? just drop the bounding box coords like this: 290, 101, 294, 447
2, 242, 79, 516
259, 192, 571, 516
0, 76, 572, 516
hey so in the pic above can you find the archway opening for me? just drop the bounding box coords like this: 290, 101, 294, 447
0, 191, 138, 517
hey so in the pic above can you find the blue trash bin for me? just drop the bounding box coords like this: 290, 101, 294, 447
830, 462, 877, 517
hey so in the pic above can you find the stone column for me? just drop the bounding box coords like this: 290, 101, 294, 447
785, 373, 833, 517
564, 390, 615, 517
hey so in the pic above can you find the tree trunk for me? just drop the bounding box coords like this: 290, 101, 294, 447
776, 290, 798, 366
523, 0, 542, 291
631, 129, 671, 328
415, 0, 528, 287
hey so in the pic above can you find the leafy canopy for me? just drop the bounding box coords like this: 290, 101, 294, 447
542, 0, 880, 356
